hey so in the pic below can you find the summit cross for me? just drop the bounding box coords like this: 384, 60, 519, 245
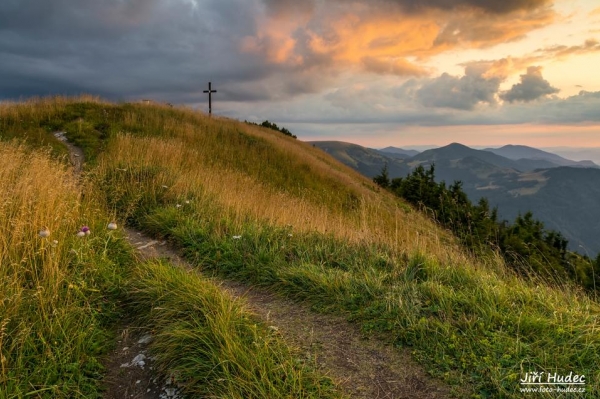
203, 81, 217, 115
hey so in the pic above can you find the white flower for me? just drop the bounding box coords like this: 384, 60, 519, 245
107, 222, 118, 230
39, 227, 50, 238
176, 204, 182, 208
77, 231, 86, 237
185, 200, 190, 204
232, 235, 242, 240
288, 234, 293, 237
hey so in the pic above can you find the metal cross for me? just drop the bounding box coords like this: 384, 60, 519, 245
203, 81, 217, 115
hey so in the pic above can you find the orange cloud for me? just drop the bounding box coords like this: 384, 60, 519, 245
461, 38, 600, 81
432, 6, 554, 52
462, 56, 543, 80
361, 56, 429, 76
536, 38, 600, 59
240, 10, 310, 65
241, 1, 555, 76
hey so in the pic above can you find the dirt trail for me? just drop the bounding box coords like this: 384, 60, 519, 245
123, 229, 451, 399
111, 230, 454, 398
64, 138, 452, 399
54, 131, 84, 175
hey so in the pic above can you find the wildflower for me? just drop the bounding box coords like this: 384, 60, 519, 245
185, 200, 190, 204
77, 231, 86, 237
288, 234, 293, 237
176, 204, 182, 208
39, 227, 50, 238
81, 226, 91, 235
232, 235, 242, 239
51, 240, 59, 247
107, 222, 118, 230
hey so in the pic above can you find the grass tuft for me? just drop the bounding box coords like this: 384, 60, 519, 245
125, 260, 343, 399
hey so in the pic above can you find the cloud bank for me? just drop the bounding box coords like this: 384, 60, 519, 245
0, 0, 599, 141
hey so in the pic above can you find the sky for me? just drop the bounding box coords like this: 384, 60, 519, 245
1, 0, 600, 150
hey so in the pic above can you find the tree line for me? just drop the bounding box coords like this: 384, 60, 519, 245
245, 120, 297, 139
374, 164, 600, 292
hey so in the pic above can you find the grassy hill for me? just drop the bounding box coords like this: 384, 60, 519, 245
309, 140, 410, 181
1, 97, 599, 398
318, 141, 600, 255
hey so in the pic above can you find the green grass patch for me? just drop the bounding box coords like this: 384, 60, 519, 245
129, 201, 600, 398
125, 259, 344, 399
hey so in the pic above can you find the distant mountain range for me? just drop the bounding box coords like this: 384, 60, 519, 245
379, 146, 420, 158
308, 141, 411, 178
483, 145, 597, 168
309, 141, 600, 256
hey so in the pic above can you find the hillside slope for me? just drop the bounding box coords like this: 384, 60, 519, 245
316, 140, 600, 255
309, 140, 410, 181
1, 97, 599, 398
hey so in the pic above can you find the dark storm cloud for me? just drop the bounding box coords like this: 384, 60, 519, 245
0, 0, 275, 102
0, 0, 161, 40
261, 0, 316, 17
500, 66, 559, 102
1, 0, 560, 107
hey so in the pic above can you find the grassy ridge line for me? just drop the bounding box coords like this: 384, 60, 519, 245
86, 102, 598, 397
127, 259, 342, 399
0, 103, 345, 398
4, 97, 600, 397
1, 96, 459, 257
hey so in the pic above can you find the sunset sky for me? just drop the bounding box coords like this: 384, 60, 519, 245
1, 0, 600, 149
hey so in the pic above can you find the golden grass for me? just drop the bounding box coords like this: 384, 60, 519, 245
0, 139, 125, 396
98, 133, 464, 262
0, 142, 80, 285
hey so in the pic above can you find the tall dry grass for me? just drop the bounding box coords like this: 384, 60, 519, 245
0, 140, 126, 397
97, 133, 463, 262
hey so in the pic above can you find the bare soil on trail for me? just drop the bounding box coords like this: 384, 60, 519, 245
102, 326, 175, 399
54, 131, 84, 175
102, 231, 186, 399
121, 229, 453, 399
63, 138, 453, 399
222, 280, 450, 399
